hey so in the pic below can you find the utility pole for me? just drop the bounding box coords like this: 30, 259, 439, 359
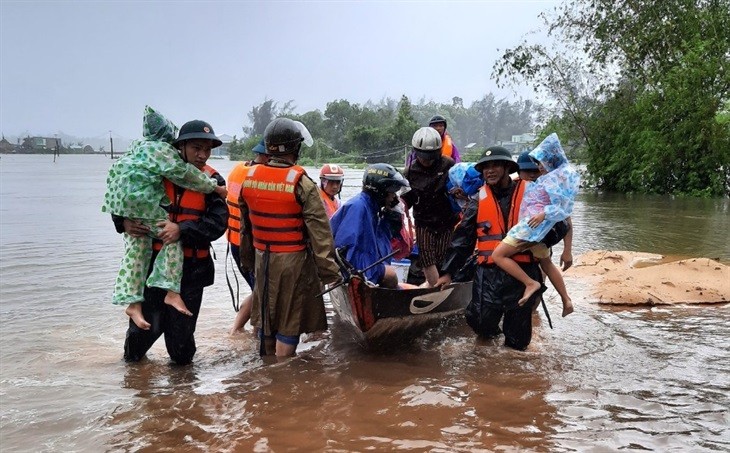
54, 134, 59, 162
109, 131, 114, 159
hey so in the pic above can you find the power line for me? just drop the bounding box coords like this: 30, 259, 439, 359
316, 140, 407, 160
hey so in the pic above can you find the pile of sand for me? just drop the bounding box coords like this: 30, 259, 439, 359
565, 250, 730, 305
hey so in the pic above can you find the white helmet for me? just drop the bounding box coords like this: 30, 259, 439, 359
411, 127, 442, 152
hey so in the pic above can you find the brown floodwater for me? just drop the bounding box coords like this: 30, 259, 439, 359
1, 155, 728, 452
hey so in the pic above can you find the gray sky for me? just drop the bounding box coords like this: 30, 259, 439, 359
1, 0, 558, 139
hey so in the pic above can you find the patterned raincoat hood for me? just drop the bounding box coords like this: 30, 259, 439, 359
529, 133, 568, 173
142, 105, 179, 144
507, 132, 580, 243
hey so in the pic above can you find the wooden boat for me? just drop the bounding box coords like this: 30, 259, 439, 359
328, 276, 472, 345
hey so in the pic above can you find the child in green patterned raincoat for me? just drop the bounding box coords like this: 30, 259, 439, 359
102, 106, 226, 330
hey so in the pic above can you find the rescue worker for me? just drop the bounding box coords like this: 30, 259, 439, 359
428, 115, 460, 162
227, 140, 269, 334
402, 127, 459, 287
435, 146, 544, 350
330, 163, 409, 288
318, 163, 345, 219
406, 115, 461, 165
115, 119, 229, 364
516, 151, 541, 182
239, 118, 341, 357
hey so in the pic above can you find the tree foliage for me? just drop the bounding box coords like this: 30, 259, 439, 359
243, 99, 295, 136
495, 0, 730, 196
235, 94, 537, 166
227, 135, 262, 161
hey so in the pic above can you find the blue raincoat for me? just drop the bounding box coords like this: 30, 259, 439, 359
330, 192, 393, 284
446, 162, 483, 211
506, 133, 580, 243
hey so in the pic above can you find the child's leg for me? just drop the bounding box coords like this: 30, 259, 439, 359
147, 239, 192, 316
113, 233, 152, 329
492, 242, 542, 305
422, 264, 439, 287
539, 257, 573, 317
125, 302, 151, 330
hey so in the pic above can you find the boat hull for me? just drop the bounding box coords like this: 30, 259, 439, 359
329, 277, 472, 344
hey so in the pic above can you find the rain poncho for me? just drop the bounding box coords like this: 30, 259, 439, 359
102, 106, 221, 306
101, 106, 218, 220
506, 133, 580, 243
330, 192, 393, 285
446, 162, 483, 211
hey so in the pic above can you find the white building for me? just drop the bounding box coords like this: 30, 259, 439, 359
214, 134, 235, 156
511, 133, 536, 144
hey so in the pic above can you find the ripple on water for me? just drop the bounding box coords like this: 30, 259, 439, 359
2, 157, 730, 452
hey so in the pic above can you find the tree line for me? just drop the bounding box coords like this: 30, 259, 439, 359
230, 0, 729, 197
228, 95, 536, 167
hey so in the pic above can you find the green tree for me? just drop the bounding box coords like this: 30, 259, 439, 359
243, 99, 295, 136
228, 135, 262, 161
236, 93, 540, 166
386, 96, 418, 151
495, 0, 730, 196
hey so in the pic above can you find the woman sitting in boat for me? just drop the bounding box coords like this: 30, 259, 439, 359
330, 163, 410, 289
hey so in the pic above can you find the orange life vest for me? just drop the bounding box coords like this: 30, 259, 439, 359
318, 187, 340, 219
441, 133, 454, 159
240, 164, 307, 253
225, 161, 253, 246
153, 164, 218, 259
475, 179, 537, 265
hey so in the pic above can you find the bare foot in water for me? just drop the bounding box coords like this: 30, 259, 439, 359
126, 302, 150, 330
164, 291, 193, 316
518, 280, 542, 306
562, 298, 574, 317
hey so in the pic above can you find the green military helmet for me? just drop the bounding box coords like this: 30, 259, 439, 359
474, 145, 518, 174
172, 120, 222, 149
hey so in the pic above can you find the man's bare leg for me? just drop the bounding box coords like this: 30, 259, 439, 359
164, 290, 192, 316
275, 340, 297, 359
421, 264, 440, 288
492, 242, 541, 305
125, 302, 151, 330
229, 294, 253, 335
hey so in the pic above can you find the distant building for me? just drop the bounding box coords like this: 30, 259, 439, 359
68, 144, 95, 154
214, 134, 234, 156
0, 137, 16, 153
511, 133, 536, 144
498, 141, 520, 154
21, 136, 61, 152
502, 132, 537, 154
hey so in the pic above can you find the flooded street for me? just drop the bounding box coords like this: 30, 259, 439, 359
1, 155, 728, 452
